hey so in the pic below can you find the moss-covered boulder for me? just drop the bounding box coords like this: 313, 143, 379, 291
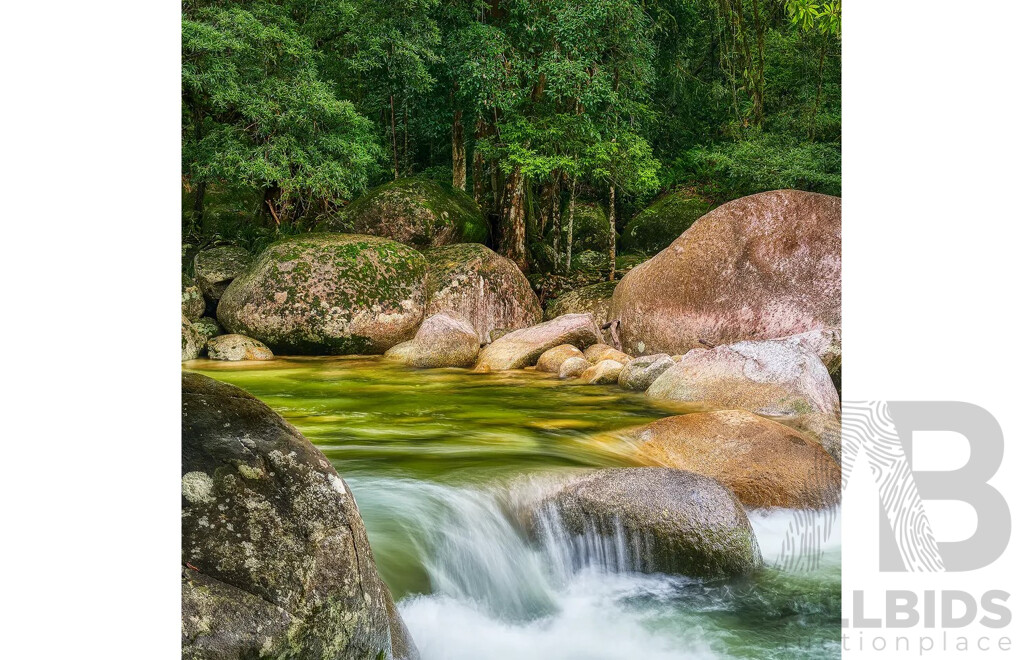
194, 246, 252, 306
207, 334, 274, 361
181, 372, 417, 659
544, 280, 617, 324
182, 279, 205, 322
424, 243, 542, 344
192, 317, 224, 344
570, 250, 610, 273
535, 468, 762, 577
565, 202, 612, 253
182, 315, 203, 362
217, 233, 427, 355
318, 178, 488, 248
622, 189, 714, 254
630, 410, 841, 509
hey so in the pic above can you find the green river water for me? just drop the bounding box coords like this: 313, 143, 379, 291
187, 356, 840, 659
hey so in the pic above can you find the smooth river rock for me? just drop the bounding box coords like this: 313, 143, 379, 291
630, 410, 840, 509
558, 357, 591, 379
583, 343, 630, 365
424, 243, 542, 344
206, 334, 274, 361
217, 233, 426, 355
384, 313, 480, 368
181, 372, 417, 660
474, 313, 601, 372
646, 339, 840, 420
617, 354, 675, 391
536, 344, 586, 373
577, 359, 624, 385
537, 468, 762, 577
610, 189, 840, 356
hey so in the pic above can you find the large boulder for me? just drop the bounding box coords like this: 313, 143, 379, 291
610, 189, 840, 356
474, 313, 601, 372
536, 468, 761, 577
629, 410, 840, 509
317, 178, 487, 248
384, 314, 480, 368
217, 233, 427, 355
181, 372, 417, 659
194, 246, 252, 305
622, 189, 714, 255
543, 281, 617, 323
192, 317, 224, 344
206, 334, 274, 361
424, 243, 542, 344
182, 315, 203, 362
617, 354, 675, 391
646, 339, 840, 421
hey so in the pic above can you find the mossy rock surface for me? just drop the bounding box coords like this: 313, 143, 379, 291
570, 250, 610, 273
217, 233, 427, 355
182, 315, 203, 362
537, 468, 762, 577
181, 372, 416, 659
424, 243, 541, 344
317, 178, 488, 249
544, 280, 618, 323
564, 202, 612, 253
194, 246, 252, 303
622, 189, 715, 254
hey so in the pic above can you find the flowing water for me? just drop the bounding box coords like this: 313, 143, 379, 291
188, 356, 840, 659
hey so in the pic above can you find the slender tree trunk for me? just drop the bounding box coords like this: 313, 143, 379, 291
551, 174, 562, 267
607, 184, 616, 281
472, 117, 487, 204
452, 109, 466, 190
192, 181, 206, 233
565, 177, 577, 273
751, 0, 766, 126
389, 95, 399, 180
403, 102, 409, 174
809, 39, 827, 140
498, 166, 527, 271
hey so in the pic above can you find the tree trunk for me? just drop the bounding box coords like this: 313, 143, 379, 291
452, 109, 466, 190
498, 166, 527, 271
809, 39, 827, 140
607, 184, 616, 281
389, 95, 399, 180
551, 174, 562, 267
192, 180, 206, 233
751, 0, 766, 126
472, 117, 487, 205
565, 178, 577, 273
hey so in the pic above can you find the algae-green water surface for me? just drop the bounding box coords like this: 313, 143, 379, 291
187, 356, 840, 659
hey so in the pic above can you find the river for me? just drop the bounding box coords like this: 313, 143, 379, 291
187, 356, 840, 659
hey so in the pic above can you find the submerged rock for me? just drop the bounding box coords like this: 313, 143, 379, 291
610, 189, 841, 356
217, 233, 426, 355
384, 313, 480, 368
181, 372, 417, 659
577, 359, 624, 385
543, 280, 618, 324
536, 468, 762, 577
630, 410, 840, 509
194, 246, 251, 306
206, 334, 274, 361
617, 354, 675, 391
536, 344, 586, 373
317, 178, 487, 248
622, 189, 714, 255
647, 339, 838, 415
424, 243, 542, 344
182, 315, 203, 362
474, 313, 601, 372
558, 356, 591, 379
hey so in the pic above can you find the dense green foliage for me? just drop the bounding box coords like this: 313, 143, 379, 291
182, 0, 840, 271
